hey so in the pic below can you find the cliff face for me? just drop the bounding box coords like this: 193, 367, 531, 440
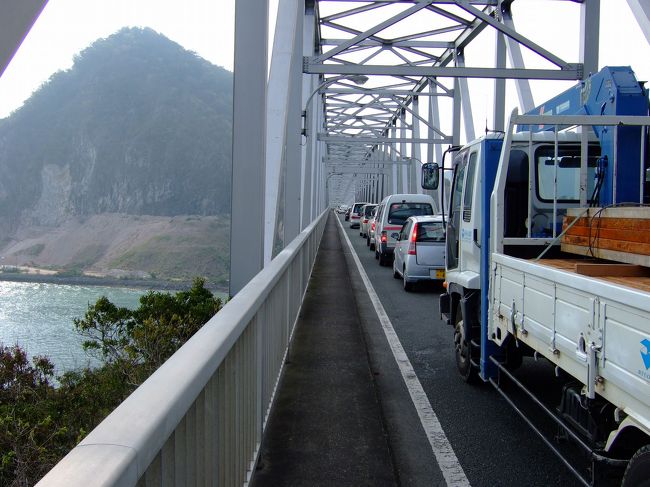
0, 27, 233, 230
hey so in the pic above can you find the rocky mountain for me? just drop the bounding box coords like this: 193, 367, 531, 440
0, 28, 233, 284
0, 27, 232, 229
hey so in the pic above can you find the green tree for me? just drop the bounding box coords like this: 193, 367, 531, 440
0, 278, 224, 485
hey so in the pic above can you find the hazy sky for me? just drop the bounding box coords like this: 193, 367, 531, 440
0, 0, 647, 127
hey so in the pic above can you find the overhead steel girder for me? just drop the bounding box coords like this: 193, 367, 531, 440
328, 168, 386, 175
322, 88, 453, 97
325, 159, 412, 165
305, 62, 583, 80
319, 135, 452, 144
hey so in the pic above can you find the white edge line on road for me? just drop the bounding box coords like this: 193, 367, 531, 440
336, 215, 471, 487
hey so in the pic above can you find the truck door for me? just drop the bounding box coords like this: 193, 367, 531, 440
446, 150, 468, 270
459, 151, 479, 274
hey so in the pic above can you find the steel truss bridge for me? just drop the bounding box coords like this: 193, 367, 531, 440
1, 1, 649, 485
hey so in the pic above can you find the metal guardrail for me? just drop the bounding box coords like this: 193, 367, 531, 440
37, 210, 329, 486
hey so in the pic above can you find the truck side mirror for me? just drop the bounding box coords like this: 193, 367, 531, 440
422, 163, 440, 190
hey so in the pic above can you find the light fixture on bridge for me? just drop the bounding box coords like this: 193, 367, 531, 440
302, 75, 369, 137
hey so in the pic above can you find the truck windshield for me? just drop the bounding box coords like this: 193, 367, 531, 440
387, 203, 433, 225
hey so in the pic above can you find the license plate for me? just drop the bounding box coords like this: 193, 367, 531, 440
431, 269, 445, 279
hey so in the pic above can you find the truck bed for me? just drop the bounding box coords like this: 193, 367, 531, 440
490, 253, 650, 440
536, 258, 650, 294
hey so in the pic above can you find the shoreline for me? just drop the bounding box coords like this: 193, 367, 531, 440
0, 272, 228, 293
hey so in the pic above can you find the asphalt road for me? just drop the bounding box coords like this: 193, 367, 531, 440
337, 214, 584, 487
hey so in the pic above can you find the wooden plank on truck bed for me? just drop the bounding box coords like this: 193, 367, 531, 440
536, 258, 650, 293
574, 263, 650, 277
562, 207, 650, 266
561, 243, 650, 267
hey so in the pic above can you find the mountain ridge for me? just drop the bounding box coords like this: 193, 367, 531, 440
0, 28, 233, 283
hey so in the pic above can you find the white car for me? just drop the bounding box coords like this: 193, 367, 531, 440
349, 202, 369, 228
359, 204, 377, 237
393, 215, 445, 291
374, 193, 436, 266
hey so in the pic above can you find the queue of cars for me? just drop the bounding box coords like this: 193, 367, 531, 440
347, 193, 445, 292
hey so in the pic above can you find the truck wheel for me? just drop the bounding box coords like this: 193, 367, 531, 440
622, 444, 650, 487
453, 303, 475, 383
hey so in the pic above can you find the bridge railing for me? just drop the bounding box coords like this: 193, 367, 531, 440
38, 210, 329, 486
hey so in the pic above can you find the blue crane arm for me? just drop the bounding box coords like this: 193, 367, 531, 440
518, 66, 649, 205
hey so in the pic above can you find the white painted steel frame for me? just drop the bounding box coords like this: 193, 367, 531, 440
0, 0, 48, 78
230, 0, 269, 295
38, 211, 329, 486
308, 0, 600, 205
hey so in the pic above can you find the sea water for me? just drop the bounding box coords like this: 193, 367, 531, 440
0, 281, 147, 374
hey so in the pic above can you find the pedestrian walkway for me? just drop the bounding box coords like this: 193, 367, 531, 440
251, 213, 397, 487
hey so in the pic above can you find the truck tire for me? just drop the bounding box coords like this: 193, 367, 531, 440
453, 302, 476, 383
622, 444, 650, 487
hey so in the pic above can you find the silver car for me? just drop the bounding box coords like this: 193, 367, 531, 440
392, 215, 445, 291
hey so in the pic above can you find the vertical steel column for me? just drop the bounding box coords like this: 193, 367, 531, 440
301, 5, 316, 229
412, 97, 422, 194
230, 0, 268, 295
452, 52, 462, 146
391, 124, 399, 193
580, 0, 600, 78
400, 110, 408, 193
455, 50, 476, 142
428, 80, 443, 165
311, 102, 322, 218
284, 0, 303, 243
493, 31, 507, 132
266, 0, 300, 262
501, 4, 535, 112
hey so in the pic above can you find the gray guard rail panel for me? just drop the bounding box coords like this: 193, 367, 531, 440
37, 210, 329, 487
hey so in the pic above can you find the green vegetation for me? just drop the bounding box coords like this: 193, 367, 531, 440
71, 244, 108, 267
108, 228, 230, 283
20, 244, 45, 257
0, 278, 223, 485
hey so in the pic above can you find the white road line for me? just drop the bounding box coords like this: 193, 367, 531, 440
336, 216, 471, 487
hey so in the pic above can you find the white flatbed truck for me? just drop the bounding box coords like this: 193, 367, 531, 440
429, 67, 650, 486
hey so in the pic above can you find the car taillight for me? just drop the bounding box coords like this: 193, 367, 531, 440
371, 222, 375, 231
380, 231, 387, 243
408, 225, 417, 255
363, 218, 368, 224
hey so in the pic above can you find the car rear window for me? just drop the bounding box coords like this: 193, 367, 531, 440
353, 203, 365, 213
417, 221, 445, 242
387, 202, 433, 225
364, 205, 376, 217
